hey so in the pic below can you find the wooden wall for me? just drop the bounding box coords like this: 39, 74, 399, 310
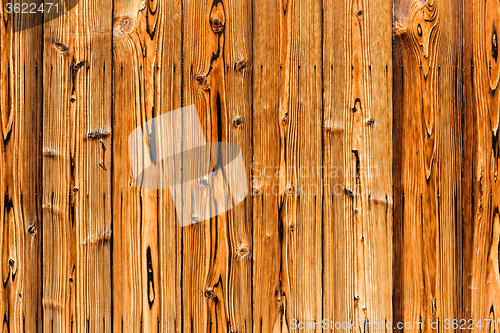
0, 0, 498, 332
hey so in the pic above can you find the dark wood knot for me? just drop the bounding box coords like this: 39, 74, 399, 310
235, 244, 251, 259
204, 288, 215, 299
281, 112, 289, 125
210, 18, 224, 33
233, 116, 245, 128
235, 59, 247, 71
195, 74, 209, 90
28, 224, 36, 235
54, 42, 69, 53
115, 16, 135, 35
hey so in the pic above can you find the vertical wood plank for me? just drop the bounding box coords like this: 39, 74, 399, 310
42, 2, 77, 331
223, 0, 253, 332
0, 5, 43, 332
462, 0, 474, 325
182, 0, 253, 332
253, 0, 323, 330
279, 0, 323, 330
113, 0, 184, 331
43, 0, 113, 331
251, 0, 284, 331
182, 0, 226, 330
393, 0, 462, 330
323, 0, 393, 331
111, 2, 144, 331
155, 1, 183, 331
112, 0, 182, 331
465, 0, 500, 327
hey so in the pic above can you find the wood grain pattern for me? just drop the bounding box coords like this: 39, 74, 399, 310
112, 0, 182, 332
42, 0, 112, 331
3, 0, 500, 332
181, 0, 252, 331
0, 4, 43, 332
465, 0, 500, 327
251, 0, 283, 331
278, 0, 323, 330
323, 0, 393, 331
393, 0, 462, 330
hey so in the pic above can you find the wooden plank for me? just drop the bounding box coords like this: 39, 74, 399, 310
393, 0, 462, 330
181, 0, 252, 332
250, 0, 326, 331
0, 4, 43, 332
181, 0, 226, 331
461, 0, 474, 325
278, 0, 323, 330
42, 5, 75, 330
223, 1, 253, 332
251, 0, 284, 331
323, 0, 393, 330
112, 0, 182, 331
465, 0, 500, 327
43, 0, 112, 331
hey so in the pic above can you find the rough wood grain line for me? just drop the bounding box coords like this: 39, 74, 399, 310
393, 0, 462, 330
112, 0, 182, 330
466, 0, 500, 327
0, 3, 43, 332
43, 0, 113, 331
251, 0, 284, 331
276, 0, 323, 330
323, 0, 393, 331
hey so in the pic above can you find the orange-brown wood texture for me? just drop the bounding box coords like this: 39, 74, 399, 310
0, 0, 499, 332
1, 2, 43, 332
393, 0, 463, 331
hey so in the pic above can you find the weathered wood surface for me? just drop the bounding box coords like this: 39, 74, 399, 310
393, 0, 463, 331
41, 0, 113, 331
323, 1, 393, 332
1, 3, 43, 333
0, 0, 498, 332
112, 0, 181, 331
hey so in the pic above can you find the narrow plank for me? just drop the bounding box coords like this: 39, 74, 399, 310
222, 1, 253, 332
462, 0, 474, 325
251, 0, 284, 331
72, 4, 113, 329
278, 0, 323, 330
323, 0, 393, 331
42, 2, 78, 331
43, 0, 113, 331
182, 0, 229, 331
253, 0, 323, 330
393, 0, 462, 330
465, 0, 500, 327
0, 5, 43, 332
182, 0, 253, 331
154, 1, 183, 331
112, 0, 182, 331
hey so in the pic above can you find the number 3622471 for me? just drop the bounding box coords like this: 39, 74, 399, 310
4, 2, 59, 14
